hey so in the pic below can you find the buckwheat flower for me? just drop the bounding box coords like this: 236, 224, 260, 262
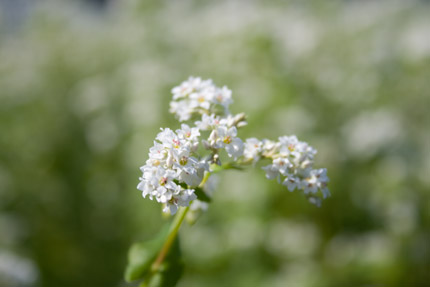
262, 164, 281, 181
156, 128, 182, 150
195, 114, 221, 130
138, 166, 177, 200
219, 113, 247, 128
213, 86, 233, 111
308, 168, 330, 198
243, 138, 263, 163
214, 125, 244, 159
170, 77, 237, 122
180, 159, 207, 187
171, 76, 213, 100
189, 89, 213, 110
147, 142, 167, 166
176, 124, 200, 151
256, 135, 330, 203
283, 175, 299, 192
279, 135, 299, 150
138, 164, 197, 215
163, 187, 197, 215
302, 173, 319, 195
137, 127, 205, 214
169, 100, 193, 121
170, 77, 217, 121
261, 139, 279, 156
262, 155, 294, 182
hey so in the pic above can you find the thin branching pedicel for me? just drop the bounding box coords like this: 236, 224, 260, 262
137, 77, 330, 215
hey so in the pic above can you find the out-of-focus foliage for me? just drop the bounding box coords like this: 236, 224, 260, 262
0, 0, 429, 286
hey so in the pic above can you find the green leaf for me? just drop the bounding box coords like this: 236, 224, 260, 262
124, 225, 169, 282
125, 239, 160, 282
145, 237, 184, 287
194, 187, 212, 203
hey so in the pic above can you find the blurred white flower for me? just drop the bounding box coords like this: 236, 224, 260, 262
169, 76, 234, 122
252, 135, 330, 203
342, 109, 403, 158
0, 251, 38, 287
243, 138, 263, 164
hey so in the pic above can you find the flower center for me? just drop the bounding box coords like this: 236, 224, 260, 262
223, 136, 232, 144
173, 139, 181, 148
288, 144, 295, 152
159, 177, 167, 186
179, 156, 188, 166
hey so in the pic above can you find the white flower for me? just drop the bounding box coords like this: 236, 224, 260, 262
176, 124, 200, 151
308, 168, 330, 198
261, 139, 278, 154
262, 164, 280, 181
170, 77, 234, 121
195, 114, 221, 130
156, 128, 182, 150
169, 100, 193, 122
262, 157, 292, 181
189, 89, 213, 110
272, 157, 292, 175
215, 125, 244, 159
137, 127, 204, 215
301, 174, 319, 195
219, 113, 247, 128
257, 135, 330, 202
163, 188, 197, 215
243, 138, 262, 163
213, 86, 233, 111
283, 175, 299, 192
171, 77, 212, 100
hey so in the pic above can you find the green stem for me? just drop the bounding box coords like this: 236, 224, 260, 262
199, 171, 211, 188
151, 172, 211, 273
151, 206, 189, 272
150, 171, 211, 272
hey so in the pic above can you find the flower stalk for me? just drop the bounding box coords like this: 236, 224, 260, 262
150, 206, 189, 273
150, 171, 211, 273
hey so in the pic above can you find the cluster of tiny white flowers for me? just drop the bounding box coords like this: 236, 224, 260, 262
196, 114, 245, 159
138, 76, 329, 214
138, 77, 247, 214
137, 124, 206, 214
243, 136, 330, 205
170, 77, 233, 122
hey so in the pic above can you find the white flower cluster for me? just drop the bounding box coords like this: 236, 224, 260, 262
137, 125, 206, 214
138, 76, 329, 214
138, 77, 246, 214
170, 77, 233, 121
243, 136, 330, 204
196, 114, 245, 159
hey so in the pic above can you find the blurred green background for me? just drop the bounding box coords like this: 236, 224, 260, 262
0, 0, 429, 286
